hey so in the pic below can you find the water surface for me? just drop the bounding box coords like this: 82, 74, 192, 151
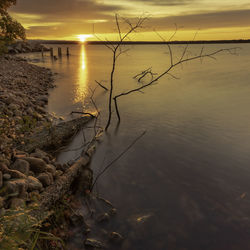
23, 43, 250, 250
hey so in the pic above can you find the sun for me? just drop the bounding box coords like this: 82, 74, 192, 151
77, 34, 92, 43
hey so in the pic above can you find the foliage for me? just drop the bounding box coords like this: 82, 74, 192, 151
0, 0, 25, 54
0, 202, 64, 250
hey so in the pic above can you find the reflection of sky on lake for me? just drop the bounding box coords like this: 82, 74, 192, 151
21, 44, 250, 250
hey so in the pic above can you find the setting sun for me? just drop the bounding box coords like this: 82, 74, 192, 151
77, 34, 92, 42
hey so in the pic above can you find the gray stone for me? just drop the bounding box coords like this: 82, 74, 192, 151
37, 173, 52, 187
11, 159, 30, 175
22, 157, 47, 173
3, 174, 11, 180
9, 198, 25, 209
27, 176, 43, 191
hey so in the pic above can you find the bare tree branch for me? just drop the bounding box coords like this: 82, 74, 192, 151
95, 80, 108, 91
91, 131, 146, 190
113, 47, 240, 122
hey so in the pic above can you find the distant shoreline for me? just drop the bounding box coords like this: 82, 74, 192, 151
40, 39, 250, 45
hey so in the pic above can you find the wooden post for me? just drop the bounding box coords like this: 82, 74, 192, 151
66, 47, 70, 57
50, 48, 53, 57
58, 47, 62, 57
41, 47, 44, 57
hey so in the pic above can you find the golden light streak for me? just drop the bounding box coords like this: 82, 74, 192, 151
74, 45, 88, 103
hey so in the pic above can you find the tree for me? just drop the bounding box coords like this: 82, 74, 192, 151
95, 16, 239, 130
0, 0, 25, 53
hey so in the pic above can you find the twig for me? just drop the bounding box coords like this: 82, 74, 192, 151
91, 131, 146, 190
95, 80, 108, 91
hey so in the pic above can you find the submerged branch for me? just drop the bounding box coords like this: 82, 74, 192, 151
91, 131, 146, 190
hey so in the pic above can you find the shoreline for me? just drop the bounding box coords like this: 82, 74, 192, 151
0, 55, 92, 215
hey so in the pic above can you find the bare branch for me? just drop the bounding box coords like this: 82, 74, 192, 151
91, 131, 146, 190
95, 80, 108, 91
113, 47, 240, 121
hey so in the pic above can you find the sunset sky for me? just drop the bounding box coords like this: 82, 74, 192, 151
9, 0, 250, 41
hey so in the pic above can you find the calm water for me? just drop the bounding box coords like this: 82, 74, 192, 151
23, 43, 250, 249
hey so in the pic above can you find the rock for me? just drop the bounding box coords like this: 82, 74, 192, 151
0, 197, 4, 208
109, 232, 124, 243
3, 174, 11, 180
84, 238, 106, 249
8, 170, 26, 179
9, 198, 25, 209
8, 103, 20, 110
37, 173, 53, 187
45, 164, 56, 176
22, 157, 47, 173
0, 171, 2, 188
27, 176, 43, 191
37, 95, 48, 103
35, 106, 46, 114
0, 163, 9, 173
109, 208, 117, 216
55, 170, 63, 179
10, 159, 30, 175
4, 179, 28, 197
96, 213, 110, 223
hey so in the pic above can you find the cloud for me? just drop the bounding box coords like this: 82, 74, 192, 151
135, 0, 194, 6
151, 9, 250, 30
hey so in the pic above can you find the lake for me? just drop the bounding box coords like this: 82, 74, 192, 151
22, 43, 250, 250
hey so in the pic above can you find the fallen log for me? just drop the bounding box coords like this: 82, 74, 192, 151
40, 154, 90, 209
31, 153, 92, 221
19, 115, 94, 153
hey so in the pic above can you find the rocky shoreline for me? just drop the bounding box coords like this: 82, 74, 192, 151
0, 55, 72, 210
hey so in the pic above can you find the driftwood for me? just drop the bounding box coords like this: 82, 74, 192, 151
19, 115, 94, 153
32, 154, 91, 221
40, 155, 90, 209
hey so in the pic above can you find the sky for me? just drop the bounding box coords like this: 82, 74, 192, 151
9, 0, 250, 41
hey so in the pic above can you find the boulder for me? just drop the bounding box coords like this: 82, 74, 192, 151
22, 157, 47, 173
27, 176, 43, 191
10, 159, 30, 175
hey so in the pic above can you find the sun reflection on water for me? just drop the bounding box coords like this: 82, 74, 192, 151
75, 44, 88, 103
